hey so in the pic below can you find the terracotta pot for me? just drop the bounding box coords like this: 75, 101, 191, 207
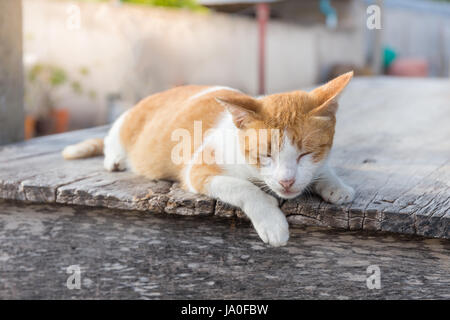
26, 109, 70, 138
387, 58, 428, 77
24, 115, 36, 140
52, 109, 69, 134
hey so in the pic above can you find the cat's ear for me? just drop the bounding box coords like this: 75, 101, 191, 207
309, 71, 353, 116
215, 96, 260, 129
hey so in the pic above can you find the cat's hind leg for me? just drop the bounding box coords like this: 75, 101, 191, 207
103, 111, 128, 172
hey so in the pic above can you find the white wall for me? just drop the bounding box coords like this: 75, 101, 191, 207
23, 0, 364, 128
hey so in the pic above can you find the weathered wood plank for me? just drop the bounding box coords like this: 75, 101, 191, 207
1, 201, 449, 299
56, 171, 172, 213
0, 125, 108, 163
0, 153, 103, 202
0, 77, 449, 239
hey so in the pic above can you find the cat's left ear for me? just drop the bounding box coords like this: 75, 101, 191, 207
215, 96, 261, 129
309, 71, 353, 116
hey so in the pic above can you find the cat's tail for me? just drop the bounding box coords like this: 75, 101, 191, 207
62, 138, 104, 160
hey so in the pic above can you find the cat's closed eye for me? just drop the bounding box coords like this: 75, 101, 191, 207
297, 152, 312, 163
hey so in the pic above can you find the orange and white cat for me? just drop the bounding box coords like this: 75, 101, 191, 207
63, 71, 355, 247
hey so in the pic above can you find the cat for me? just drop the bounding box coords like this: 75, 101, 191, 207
62, 71, 355, 247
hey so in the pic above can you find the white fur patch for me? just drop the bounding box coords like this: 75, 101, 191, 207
211, 113, 259, 180
274, 130, 298, 181
104, 110, 129, 171
184, 87, 243, 192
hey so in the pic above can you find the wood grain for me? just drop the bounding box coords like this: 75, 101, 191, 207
0, 78, 448, 238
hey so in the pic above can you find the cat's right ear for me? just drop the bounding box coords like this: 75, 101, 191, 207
308, 71, 353, 117
215, 97, 260, 129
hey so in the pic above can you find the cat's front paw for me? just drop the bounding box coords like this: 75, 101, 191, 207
253, 210, 289, 247
316, 182, 355, 205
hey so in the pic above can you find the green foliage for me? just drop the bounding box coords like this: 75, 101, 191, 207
28, 64, 68, 87
26, 63, 96, 100
50, 67, 67, 86
28, 64, 43, 83
121, 0, 206, 11
79, 66, 90, 76
88, 90, 98, 99
71, 81, 83, 94
70, 0, 208, 11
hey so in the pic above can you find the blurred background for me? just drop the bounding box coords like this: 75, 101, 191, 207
1, 0, 449, 140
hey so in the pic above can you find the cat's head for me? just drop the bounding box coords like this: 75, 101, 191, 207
216, 71, 353, 199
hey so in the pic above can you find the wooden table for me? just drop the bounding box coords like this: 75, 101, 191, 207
0, 77, 449, 239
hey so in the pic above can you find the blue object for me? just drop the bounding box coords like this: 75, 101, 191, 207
320, 0, 338, 29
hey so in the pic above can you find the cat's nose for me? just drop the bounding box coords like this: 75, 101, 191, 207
279, 179, 295, 190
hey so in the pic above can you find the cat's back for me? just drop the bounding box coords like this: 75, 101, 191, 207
120, 85, 208, 147
120, 85, 243, 180
121, 85, 242, 147
131, 84, 241, 121
130, 85, 210, 122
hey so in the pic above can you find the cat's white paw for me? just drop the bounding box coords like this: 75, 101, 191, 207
252, 209, 289, 247
316, 182, 355, 205
104, 157, 126, 172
